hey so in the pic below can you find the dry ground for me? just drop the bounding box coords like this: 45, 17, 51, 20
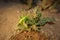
0, 2, 60, 40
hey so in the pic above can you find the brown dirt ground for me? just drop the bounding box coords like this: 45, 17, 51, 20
0, 2, 60, 40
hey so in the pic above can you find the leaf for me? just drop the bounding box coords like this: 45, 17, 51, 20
36, 27, 41, 32
36, 9, 42, 18
39, 18, 47, 26
18, 25, 26, 31
19, 15, 29, 24
17, 8, 56, 32
46, 17, 55, 22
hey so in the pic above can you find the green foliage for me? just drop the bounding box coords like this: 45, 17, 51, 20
18, 15, 29, 24
18, 9, 55, 32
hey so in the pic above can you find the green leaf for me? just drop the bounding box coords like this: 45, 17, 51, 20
18, 25, 26, 31
46, 17, 55, 22
36, 9, 42, 18
40, 18, 47, 26
17, 8, 56, 32
19, 15, 29, 24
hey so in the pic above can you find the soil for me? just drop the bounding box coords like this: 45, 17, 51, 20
0, 2, 60, 40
